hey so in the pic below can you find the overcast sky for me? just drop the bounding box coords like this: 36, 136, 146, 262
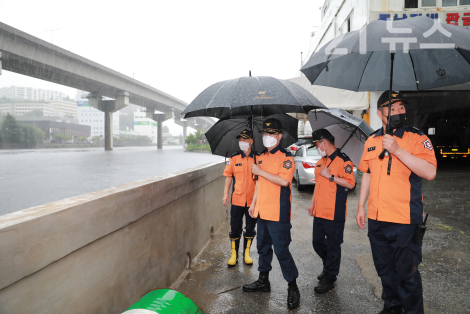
0, 0, 322, 134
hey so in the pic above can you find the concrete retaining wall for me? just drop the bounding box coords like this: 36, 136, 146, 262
0, 161, 227, 314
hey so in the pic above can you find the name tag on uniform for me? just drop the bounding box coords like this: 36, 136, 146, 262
235, 163, 242, 166
316, 164, 321, 167
368, 146, 376, 152
258, 161, 262, 164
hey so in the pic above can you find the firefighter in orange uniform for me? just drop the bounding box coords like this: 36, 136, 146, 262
356, 91, 437, 314
223, 129, 257, 266
307, 129, 355, 294
242, 118, 300, 310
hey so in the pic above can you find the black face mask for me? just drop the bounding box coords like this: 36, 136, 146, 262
384, 113, 406, 130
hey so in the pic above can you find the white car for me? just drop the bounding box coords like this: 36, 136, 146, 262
293, 145, 357, 191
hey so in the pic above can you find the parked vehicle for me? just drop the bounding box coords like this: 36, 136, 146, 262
293, 144, 357, 191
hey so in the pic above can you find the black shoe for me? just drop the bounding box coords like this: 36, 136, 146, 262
243, 272, 271, 292
314, 273, 335, 294
317, 267, 327, 280
287, 284, 300, 309
378, 306, 403, 314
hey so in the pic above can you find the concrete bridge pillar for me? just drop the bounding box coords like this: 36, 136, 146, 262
104, 108, 113, 151
183, 121, 188, 142
146, 107, 174, 149
156, 114, 164, 149
89, 91, 129, 151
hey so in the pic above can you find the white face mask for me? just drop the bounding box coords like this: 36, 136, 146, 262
263, 135, 278, 148
316, 142, 326, 157
239, 141, 250, 152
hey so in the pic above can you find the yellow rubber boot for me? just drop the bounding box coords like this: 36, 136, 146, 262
244, 236, 254, 265
227, 238, 240, 267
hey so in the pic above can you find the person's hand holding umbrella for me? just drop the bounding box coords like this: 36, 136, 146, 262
320, 167, 331, 179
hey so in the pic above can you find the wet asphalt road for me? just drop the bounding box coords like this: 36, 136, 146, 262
176, 168, 470, 314
0, 146, 222, 216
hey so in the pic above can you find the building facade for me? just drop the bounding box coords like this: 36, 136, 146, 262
77, 100, 119, 138
49, 100, 77, 118
0, 102, 55, 116
133, 112, 158, 143
0, 86, 66, 101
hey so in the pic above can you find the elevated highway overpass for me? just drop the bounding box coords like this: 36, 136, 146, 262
0, 22, 214, 149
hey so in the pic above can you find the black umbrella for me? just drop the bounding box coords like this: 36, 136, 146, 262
182, 73, 327, 179
301, 16, 470, 92
181, 74, 326, 119
301, 16, 470, 166
205, 114, 298, 157
307, 109, 374, 167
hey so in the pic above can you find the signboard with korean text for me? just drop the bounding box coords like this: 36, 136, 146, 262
371, 10, 470, 27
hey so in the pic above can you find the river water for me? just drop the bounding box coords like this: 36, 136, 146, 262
0, 146, 223, 216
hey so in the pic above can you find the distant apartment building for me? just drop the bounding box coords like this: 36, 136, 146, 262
0, 86, 66, 101
0, 102, 55, 116
49, 100, 77, 118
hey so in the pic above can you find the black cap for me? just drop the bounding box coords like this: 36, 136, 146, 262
308, 129, 334, 148
236, 129, 253, 139
262, 118, 282, 134
377, 91, 408, 109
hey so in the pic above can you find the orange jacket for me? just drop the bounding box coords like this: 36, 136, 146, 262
313, 149, 355, 221
358, 126, 437, 224
254, 145, 295, 222
223, 150, 256, 207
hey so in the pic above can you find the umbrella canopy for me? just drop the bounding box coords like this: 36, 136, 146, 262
205, 114, 298, 157
301, 16, 470, 92
181, 75, 327, 119
308, 109, 374, 167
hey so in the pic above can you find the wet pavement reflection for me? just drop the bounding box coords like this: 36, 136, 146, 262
176, 167, 470, 313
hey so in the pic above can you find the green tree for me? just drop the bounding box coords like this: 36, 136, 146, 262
91, 135, 104, 146
163, 125, 170, 133
185, 133, 197, 145
76, 136, 88, 143
0, 113, 21, 148
54, 133, 72, 143
20, 124, 44, 148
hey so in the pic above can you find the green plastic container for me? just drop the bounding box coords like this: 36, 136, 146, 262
122, 288, 203, 314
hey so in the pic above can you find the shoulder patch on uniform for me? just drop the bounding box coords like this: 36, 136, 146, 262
340, 152, 351, 162
345, 164, 353, 174
283, 160, 292, 170
279, 147, 292, 157
405, 126, 425, 136
368, 146, 376, 152
423, 139, 433, 150
226, 160, 230, 166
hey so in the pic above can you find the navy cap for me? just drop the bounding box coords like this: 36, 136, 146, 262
236, 129, 253, 139
308, 129, 334, 148
262, 118, 282, 134
377, 91, 408, 108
